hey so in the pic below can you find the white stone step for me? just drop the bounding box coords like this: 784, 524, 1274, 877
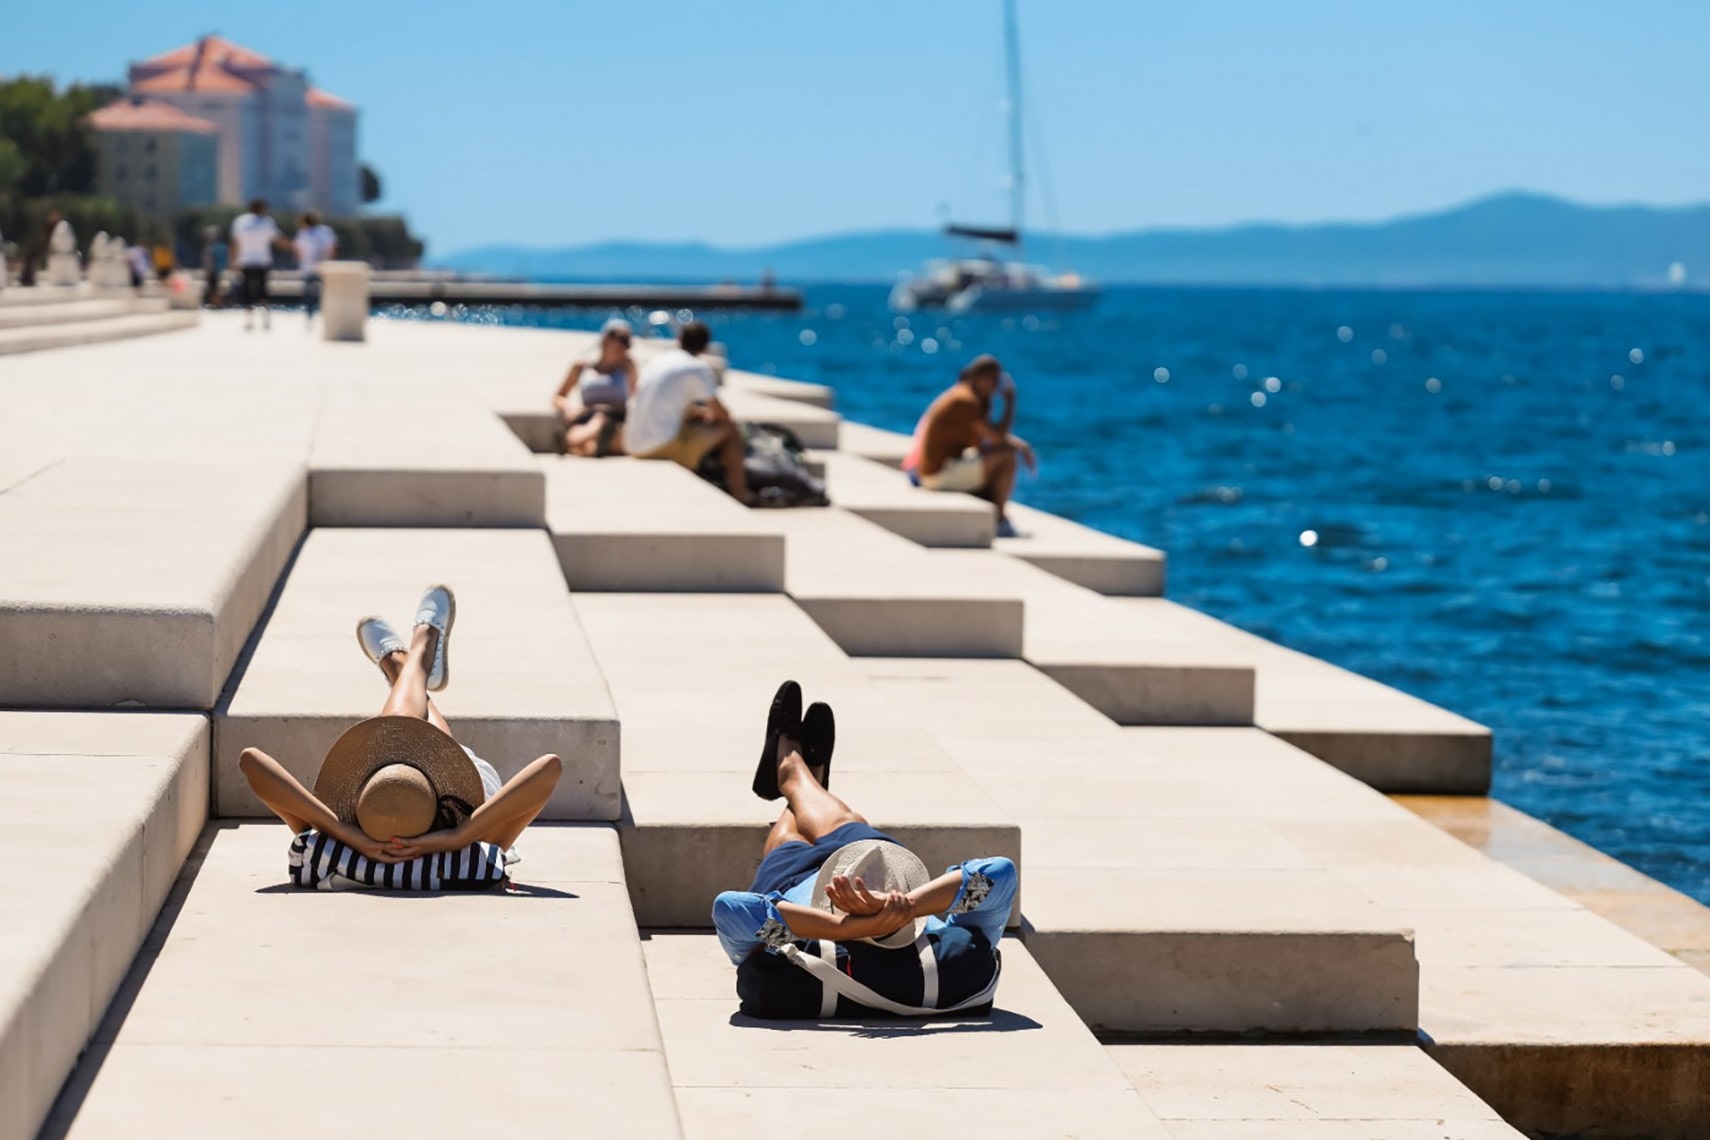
716, 386, 840, 449
0, 310, 197, 356
1114, 599, 1491, 792
997, 501, 1167, 596
778, 510, 1024, 657
308, 392, 544, 527
0, 712, 207, 1140
1109, 1044, 1525, 1138
644, 933, 1173, 1139
544, 456, 784, 591
214, 528, 620, 821
933, 551, 1253, 725
0, 458, 305, 710
723, 367, 835, 409
46, 824, 682, 1139
819, 451, 995, 548
571, 593, 1019, 927
865, 658, 1421, 1034
0, 298, 139, 330
834, 420, 913, 468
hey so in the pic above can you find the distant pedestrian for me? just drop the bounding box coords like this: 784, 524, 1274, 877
231, 199, 290, 331
293, 210, 337, 327
201, 224, 229, 308
903, 354, 1034, 537
127, 243, 151, 289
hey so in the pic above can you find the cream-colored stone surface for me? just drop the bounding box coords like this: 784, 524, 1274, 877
48, 824, 681, 1139
0, 310, 198, 356
0, 458, 305, 710
717, 387, 841, 449
644, 932, 1172, 1139
1114, 598, 1491, 792
544, 455, 785, 591
996, 501, 1168, 596
309, 391, 544, 526
214, 528, 619, 820
0, 712, 207, 1140
776, 509, 1024, 657
572, 593, 1017, 926
833, 420, 913, 468
0, 297, 139, 329
722, 366, 835, 409
930, 551, 1253, 725
818, 451, 995, 548
1111, 1044, 1521, 1138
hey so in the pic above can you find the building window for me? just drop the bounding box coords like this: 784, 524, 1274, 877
115, 137, 129, 153
144, 193, 156, 211
145, 137, 158, 154
145, 164, 157, 182
115, 163, 128, 180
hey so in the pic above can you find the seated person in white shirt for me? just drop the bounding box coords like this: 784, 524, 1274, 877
624, 321, 753, 503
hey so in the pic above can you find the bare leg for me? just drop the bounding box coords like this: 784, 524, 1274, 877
465, 754, 562, 849
377, 644, 452, 737
566, 413, 606, 456
716, 422, 753, 503
763, 805, 809, 856
239, 746, 339, 835
776, 734, 864, 842
379, 623, 438, 722
980, 448, 1018, 525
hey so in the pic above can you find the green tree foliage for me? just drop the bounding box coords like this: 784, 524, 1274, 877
359, 162, 381, 204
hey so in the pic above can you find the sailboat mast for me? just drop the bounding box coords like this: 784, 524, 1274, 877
1003, 0, 1025, 255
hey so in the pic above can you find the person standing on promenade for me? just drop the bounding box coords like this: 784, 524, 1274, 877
712, 681, 1015, 1018
231, 199, 290, 331
293, 211, 338, 327
236, 584, 564, 889
200, 224, 229, 307
626, 320, 754, 503
554, 317, 637, 455
904, 354, 1035, 537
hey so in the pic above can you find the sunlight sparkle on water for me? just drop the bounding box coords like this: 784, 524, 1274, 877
1250, 392, 1267, 407
1425, 377, 1442, 394
1299, 530, 1319, 547
1154, 367, 1170, 383
921, 338, 939, 354
1232, 363, 1248, 380
1371, 348, 1388, 365
1629, 347, 1645, 364
798, 329, 817, 346
1337, 326, 1353, 342
1264, 376, 1282, 393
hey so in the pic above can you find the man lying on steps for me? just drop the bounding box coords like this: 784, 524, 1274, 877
237, 584, 563, 890
712, 680, 1017, 1018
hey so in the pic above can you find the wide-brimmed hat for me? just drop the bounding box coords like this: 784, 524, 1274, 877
810, 839, 931, 949
313, 716, 486, 842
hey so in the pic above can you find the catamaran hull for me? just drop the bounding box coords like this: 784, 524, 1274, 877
946, 283, 1101, 314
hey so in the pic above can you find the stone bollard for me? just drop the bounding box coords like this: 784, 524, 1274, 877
46, 219, 80, 286
319, 260, 370, 342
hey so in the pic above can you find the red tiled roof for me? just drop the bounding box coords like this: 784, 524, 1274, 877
87, 98, 221, 135
138, 35, 273, 71
306, 86, 355, 111
130, 34, 278, 94
132, 65, 257, 94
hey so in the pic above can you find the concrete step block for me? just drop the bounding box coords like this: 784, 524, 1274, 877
834, 420, 913, 469
0, 310, 199, 357
544, 456, 785, 592
723, 367, 835, 409
0, 458, 305, 710
997, 501, 1167, 596
571, 593, 1019, 927
777, 510, 1023, 657
643, 932, 1174, 1138
931, 552, 1253, 725
1113, 598, 1491, 793
717, 387, 840, 449
1110, 1044, 1524, 1138
819, 452, 994, 548
214, 528, 619, 820
0, 299, 135, 330
0, 712, 207, 1140
308, 393, 545, 527
48, 824, 683, 1139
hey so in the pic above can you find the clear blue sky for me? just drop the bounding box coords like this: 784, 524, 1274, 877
6, 1, 1708, 254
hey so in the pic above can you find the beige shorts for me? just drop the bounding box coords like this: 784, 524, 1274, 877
920, 449, 985, 493
636, 412, 727, 470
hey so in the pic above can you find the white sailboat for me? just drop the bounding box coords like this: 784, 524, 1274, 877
890, 0, 1100, 314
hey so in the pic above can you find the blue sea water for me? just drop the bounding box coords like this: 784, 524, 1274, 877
436, 285, 1710, 903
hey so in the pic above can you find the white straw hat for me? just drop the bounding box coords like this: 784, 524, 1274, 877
810, 839, 931, 949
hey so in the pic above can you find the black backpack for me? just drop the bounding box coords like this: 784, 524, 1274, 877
698, 422, 830, 509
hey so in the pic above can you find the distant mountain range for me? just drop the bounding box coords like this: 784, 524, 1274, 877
435, 192, 1710, 288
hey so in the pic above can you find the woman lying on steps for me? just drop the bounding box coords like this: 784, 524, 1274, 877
238, 584, 562, 890
712, 680, 1017, 1018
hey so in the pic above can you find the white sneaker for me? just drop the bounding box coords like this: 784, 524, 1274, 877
414, 584, 456, 692
355, 616, 406, 678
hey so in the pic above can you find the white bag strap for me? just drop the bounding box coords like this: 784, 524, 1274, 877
782, 935, 998, 1017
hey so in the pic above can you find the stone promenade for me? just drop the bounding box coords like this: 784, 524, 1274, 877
2, 298, 1708, 1138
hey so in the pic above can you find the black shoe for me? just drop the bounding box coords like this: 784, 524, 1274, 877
801, 702, 835, 790
753, 680, 802, 801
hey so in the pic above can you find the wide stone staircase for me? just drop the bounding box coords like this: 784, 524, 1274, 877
0, 285, 199, 356
3, 317, 1708, 1138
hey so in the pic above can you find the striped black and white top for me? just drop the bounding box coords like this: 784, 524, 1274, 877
288, 830, 510, 891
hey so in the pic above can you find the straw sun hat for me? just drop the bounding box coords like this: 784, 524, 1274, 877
313, 716, 485, 842
810, 839, 932, 949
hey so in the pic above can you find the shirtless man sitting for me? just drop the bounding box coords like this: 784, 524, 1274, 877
908, 354, 1035, 537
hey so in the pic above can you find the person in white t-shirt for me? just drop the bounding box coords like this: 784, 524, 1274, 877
231, 199, 289, 330
626, 321, 752, 503
293, 211, 338, 326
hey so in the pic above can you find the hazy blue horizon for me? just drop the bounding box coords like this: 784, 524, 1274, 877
8, 1, 1710, 253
